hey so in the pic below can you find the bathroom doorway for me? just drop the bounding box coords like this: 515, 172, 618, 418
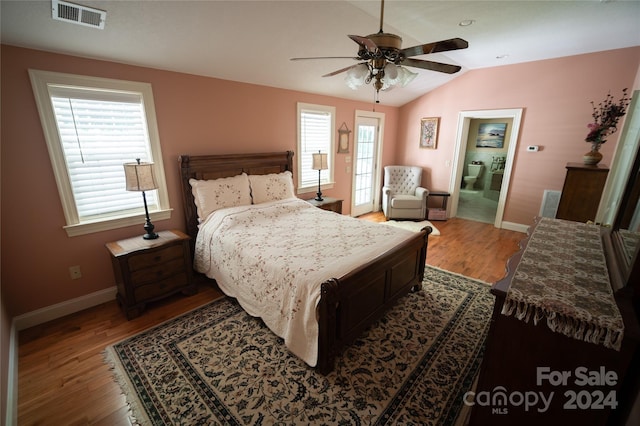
448, 109, 523, 228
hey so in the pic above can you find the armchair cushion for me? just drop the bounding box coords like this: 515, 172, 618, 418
390, 194, 424, 209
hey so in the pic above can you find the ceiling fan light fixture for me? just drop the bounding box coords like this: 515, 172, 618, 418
398, 66, 418, 87
292, 0, 468, 103
345, 63, 369, 89
383, 62, 398, 79
381, 65, 417, 91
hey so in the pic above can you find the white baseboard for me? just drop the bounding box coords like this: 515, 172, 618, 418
6, 321, 18, 426
13, 286, 117, 331
501, 221, 530, 233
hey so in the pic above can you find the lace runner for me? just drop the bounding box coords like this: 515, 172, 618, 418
501, 217, 624, 351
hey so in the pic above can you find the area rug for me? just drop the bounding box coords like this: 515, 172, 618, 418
383, 219, 441, 235
104, 266, 493, 425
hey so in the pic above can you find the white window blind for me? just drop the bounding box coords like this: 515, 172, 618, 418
51, 95, 157, 220
297, 103, 335, 191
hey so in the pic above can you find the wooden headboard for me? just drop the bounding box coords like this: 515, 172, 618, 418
178, 151, 294, 242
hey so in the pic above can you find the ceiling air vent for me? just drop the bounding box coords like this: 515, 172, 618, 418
52, 0, 106, 29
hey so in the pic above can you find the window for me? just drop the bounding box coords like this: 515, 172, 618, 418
29, 70, 170, 237
296, 102, 335, 193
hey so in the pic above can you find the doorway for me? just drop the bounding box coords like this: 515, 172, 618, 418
449, 109, 523, 228
351, 110, 384, 217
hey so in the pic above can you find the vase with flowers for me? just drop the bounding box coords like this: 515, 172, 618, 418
583, 88, 631, 165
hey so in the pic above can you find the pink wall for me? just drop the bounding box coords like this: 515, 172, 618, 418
0, 45, 399, 317
397, 47, 640, 225
2, 45, 640, 318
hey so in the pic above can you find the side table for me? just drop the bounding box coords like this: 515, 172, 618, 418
306, 197, 343, 214
106, 229, 196, 319
427, 191, 450, 221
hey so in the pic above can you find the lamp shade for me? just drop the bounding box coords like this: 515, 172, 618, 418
124, 161, 158, 191
312, 152, 328, 170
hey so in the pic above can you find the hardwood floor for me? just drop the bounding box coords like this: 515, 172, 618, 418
17, 216, 525, 425
359, 212, 525, 283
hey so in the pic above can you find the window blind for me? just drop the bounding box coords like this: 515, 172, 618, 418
51, 96, 157, 220
300, 109, 331, 188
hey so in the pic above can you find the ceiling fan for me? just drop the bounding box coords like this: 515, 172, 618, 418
291, 0, 468, 102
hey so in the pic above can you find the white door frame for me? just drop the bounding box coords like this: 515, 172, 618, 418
351, 110, 385, 216
449, 108, 523, 228
597, 89, 640, 225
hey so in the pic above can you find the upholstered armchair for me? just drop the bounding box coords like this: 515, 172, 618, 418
382, 166, 428, 220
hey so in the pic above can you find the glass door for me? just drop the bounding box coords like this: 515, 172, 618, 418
351, 115, 380, 217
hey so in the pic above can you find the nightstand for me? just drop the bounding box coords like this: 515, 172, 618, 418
106, 229, 196, 319
306, 197, 343, 214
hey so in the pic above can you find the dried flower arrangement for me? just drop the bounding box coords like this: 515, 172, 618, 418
585, 88, 631, 144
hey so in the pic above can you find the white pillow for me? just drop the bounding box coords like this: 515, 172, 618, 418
248, 171, 295, 204
189, 173, 251, 221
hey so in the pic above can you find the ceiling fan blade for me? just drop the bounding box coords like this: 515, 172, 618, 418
291, 56, 359, 61
401, 37, 468, 58
322, 64, 363, 77
348, 34, 378, 53
401, 58, 462, 74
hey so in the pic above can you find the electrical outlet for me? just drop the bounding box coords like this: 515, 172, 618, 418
69, 265, 82, 280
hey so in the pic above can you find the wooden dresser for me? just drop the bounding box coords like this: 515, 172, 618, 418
106, 230, 197, 319
556, 162, 609, 222
470, 218, 640, 425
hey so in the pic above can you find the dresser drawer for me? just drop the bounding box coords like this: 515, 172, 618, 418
130, 257, 186, 286
128, 244, 183, 271
133, 272, 189, 301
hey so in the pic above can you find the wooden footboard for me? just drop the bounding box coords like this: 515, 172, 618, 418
317, 226, 431, 374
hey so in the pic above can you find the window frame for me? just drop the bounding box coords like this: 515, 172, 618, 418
29, 69, 171, 237
296, 102, 335, 194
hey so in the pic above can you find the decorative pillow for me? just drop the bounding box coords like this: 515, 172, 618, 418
189, 173, 251, 221
248, 171, 295, 204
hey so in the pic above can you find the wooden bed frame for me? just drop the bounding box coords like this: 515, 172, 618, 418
178, 151, 431, 374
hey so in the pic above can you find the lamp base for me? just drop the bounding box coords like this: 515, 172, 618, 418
315, 192, 324, 202
142, 218, 158, 240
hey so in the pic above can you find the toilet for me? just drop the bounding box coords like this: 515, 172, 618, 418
463, 163, 483, 190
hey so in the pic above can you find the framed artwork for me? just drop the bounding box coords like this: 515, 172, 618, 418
476, 123, 507, 148
337, 122, 351, 154
420, 117, 439, 149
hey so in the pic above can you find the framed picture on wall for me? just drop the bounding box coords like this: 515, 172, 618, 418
420, 117, 439, 149
476, 123, 507, 148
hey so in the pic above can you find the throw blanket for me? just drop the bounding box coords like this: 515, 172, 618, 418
501, 217, 624, 350
195, 198, 415, 366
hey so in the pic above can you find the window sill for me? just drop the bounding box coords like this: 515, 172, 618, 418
297, 182, 335, 195
63, 209, 173, 237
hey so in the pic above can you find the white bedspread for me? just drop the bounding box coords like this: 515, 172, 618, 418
194, 197, 416, 366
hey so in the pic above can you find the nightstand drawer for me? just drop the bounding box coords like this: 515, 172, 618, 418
134, 273, 189, 301
130, 257, 186, 286
128, 244, 183, 271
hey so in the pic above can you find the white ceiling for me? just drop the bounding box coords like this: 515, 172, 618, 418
2, 0, 639, 107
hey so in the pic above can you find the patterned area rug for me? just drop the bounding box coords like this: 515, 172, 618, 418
104, 266, 493, 425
